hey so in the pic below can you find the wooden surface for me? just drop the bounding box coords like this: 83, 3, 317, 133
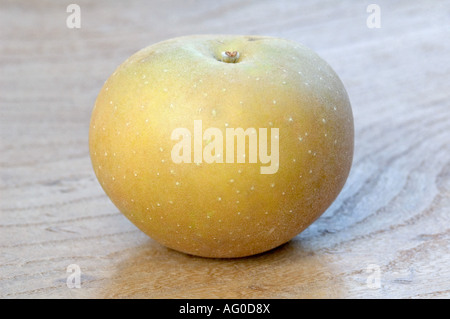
1, 0, 449, 299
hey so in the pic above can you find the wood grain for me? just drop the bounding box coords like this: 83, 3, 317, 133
1, 0, 449, 299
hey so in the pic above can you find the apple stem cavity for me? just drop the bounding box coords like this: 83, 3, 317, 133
221, 51, 240, 63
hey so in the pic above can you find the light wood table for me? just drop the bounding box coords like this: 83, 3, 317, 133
1, 0, 449, 298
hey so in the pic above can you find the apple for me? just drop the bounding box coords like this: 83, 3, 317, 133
89, 35, 354, 258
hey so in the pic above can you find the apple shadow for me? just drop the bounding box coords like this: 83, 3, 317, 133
99, 236, 345, 298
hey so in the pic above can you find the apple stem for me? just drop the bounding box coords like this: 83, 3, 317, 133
221, 51, 240, 63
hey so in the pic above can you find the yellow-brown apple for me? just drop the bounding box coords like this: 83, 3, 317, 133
89, 35, 354, 258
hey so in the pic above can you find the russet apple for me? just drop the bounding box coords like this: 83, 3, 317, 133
89, 35, 354, 258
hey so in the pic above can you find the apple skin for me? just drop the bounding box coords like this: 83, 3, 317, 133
89, 35, 354, 258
